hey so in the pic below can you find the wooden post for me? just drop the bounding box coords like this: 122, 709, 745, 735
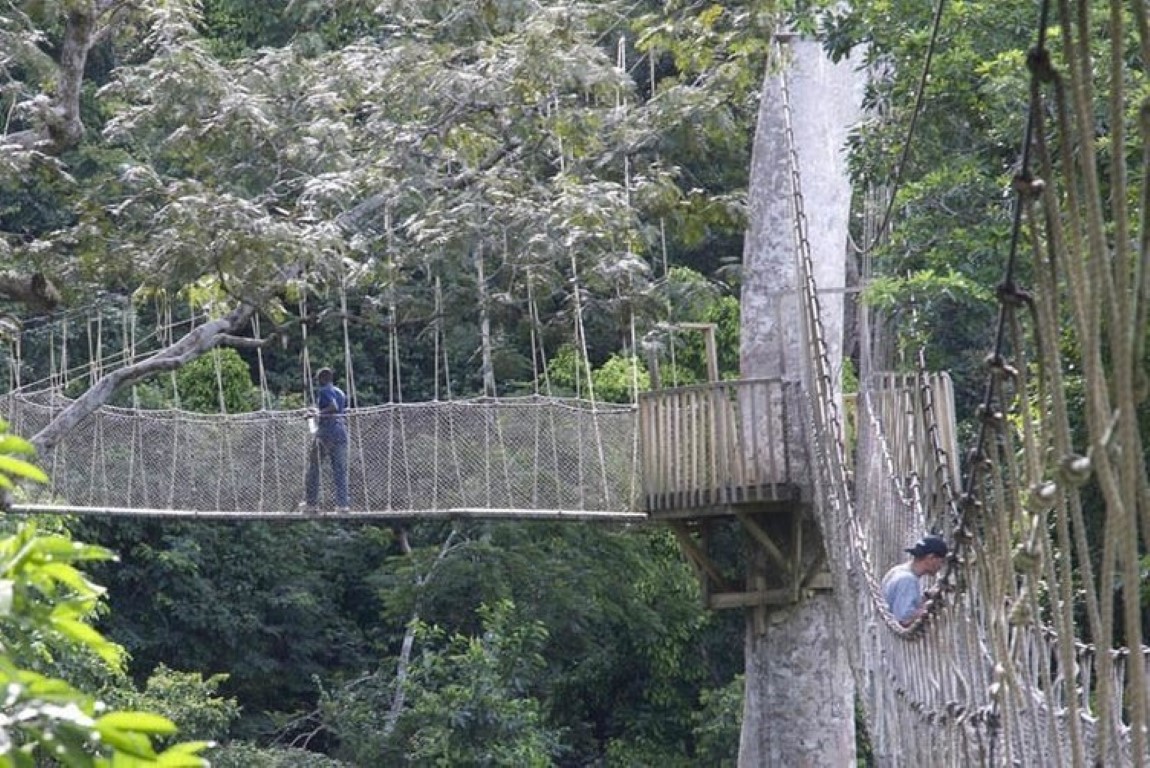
679, 322, 719, 383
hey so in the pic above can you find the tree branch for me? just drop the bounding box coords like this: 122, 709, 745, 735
0, 272, 62, 313
7, 1, 128, 154
382, 528, 459, 738
31, 301, 257, 452
216, 332, 276, 349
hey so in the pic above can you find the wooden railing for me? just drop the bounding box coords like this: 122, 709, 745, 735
638, 378, 797, 514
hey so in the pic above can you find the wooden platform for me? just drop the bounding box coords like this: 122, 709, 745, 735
644, 482, 801, 519
637, 379, 828, 613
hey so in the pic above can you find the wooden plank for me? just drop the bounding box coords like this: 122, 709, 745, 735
639, 398, 652, 499
747, 380, 763, 488
670, 521, 731, 592
725, 384, 744, 493
671, 390, 680, 492
687, 389, 696, 498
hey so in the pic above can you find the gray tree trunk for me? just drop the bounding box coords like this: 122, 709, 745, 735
738, 38, 864, 766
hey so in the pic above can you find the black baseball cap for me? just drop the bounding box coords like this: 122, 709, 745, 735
906, 534, 948, 558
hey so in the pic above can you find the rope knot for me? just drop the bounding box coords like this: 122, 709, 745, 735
1008, 589, 1034, 625
996, 281, 1033, 308
1059, 453, 1092, 486
1025, 480, 1058, 512
976, 401, 1004, 426
1026, 46, 1057, 83
1012, 543, 1042, 576
1011, 172, 1046, 199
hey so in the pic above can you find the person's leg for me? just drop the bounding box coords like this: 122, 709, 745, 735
304, 439, 321, 507
331, 440, 349, 509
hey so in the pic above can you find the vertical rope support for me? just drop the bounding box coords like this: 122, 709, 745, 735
47, 327, 56, 390
299, 293, 314, 406
298, 293, 315, 508
211, 348, 242, 512
529, 278, 565, 507
628, 312, 641, 510
7, 335, 19, 392
123, 304, 141, 507
340, 280, 368, 512
61, 317, 70, 390
251, 315, 272, 512
387, 207, 414, 510
432, 273, 443, 510
162, 295, 181, 409
438, 281, 467, 508
88, 310, 102, 385
568, 250, 611, 510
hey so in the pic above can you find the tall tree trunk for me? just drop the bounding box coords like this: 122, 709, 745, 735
738, 37, 863, 766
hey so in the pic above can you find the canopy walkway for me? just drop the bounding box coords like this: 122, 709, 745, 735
4, 14, 1147, 767
2, 389, 643, 521
1, 376, 804, 524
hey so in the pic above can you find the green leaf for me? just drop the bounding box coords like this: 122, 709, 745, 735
39, 562, 104, 597
154, 741, 213, 766
96, 711, 179, 736
50, 616, 125, 668
0, 435, 36, 455
30, 536, 115, 564
93, 723, 156, 759
0, 454, 48, 484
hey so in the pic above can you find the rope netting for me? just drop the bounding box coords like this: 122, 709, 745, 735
776, 23, 1150, 763
1, 389, 640, 519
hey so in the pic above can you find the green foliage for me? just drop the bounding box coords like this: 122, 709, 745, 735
1, 522, 122, 671
0, 429, 48, 493
334, 599, 560, 767
691, 675, 743, 767
365, 523, 720, 763
0, 425, 210, 767
171, 348, 258, 413
861, 268, 992, 357
646, 268, 741, 384
592, 354, 651, 403
77, 519, 391, 728
209, 742, 350, 768
543, 345, 651, 402
112, 665, 240, 746
398, 600, 559, 766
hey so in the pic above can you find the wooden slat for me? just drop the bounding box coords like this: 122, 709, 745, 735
638, 378, 792, 513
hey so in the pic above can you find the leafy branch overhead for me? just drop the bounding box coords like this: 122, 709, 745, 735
1, 0, 760, 442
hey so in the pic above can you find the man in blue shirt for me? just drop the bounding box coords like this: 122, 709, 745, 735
302, 367, 349, 513
881, 534, 948, 625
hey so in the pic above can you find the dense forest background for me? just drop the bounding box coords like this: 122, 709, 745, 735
0, 0, 1085, 764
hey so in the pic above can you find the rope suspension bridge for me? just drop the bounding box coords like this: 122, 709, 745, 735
3, 388, 640, 521
1, 13, 1147, 768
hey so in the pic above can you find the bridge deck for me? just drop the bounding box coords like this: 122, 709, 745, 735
9, 502, 648, 523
